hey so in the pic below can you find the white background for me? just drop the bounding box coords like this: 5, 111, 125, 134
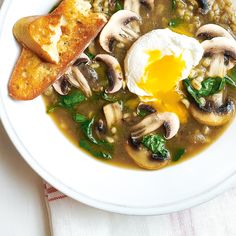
0, 120, 50, 235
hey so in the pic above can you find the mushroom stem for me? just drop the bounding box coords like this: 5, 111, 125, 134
208, 54, 227, 78
103, 102, 123, 129
70, 66, 92, 97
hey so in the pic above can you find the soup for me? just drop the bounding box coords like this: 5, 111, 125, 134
44, 0, 236, 170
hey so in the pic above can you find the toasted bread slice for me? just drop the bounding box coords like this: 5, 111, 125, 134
9, 0, 107, 100
13, 14, 66, 64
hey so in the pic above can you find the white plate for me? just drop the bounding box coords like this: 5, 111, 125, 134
1, 0, 236, 215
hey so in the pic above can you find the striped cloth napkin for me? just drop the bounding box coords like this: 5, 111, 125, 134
44, 182, 236, 236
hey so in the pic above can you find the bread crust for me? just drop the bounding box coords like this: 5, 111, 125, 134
9, 0, 107, 100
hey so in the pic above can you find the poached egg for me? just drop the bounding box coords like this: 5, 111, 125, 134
125, 29, 204, 122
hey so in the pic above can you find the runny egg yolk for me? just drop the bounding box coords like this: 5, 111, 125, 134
137, 50, 188, 123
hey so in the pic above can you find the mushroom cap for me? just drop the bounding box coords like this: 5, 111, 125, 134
99, 10, 141, 53
53, 75, 71, 95
202, 37, 236, 60
73, 53, 90, 66
196, 24, 234, 40
131, 112, 180, 140
125, 143, 170, 170
95, 54, 124, 93
190, 99, 235, 126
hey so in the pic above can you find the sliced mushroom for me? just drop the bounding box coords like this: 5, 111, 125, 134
103, 102, 123, 128
196, 24, 234, 40
137, 103, 156, 114
197, 0, 215, 14
99, 10, 141, 53
190, 99, 235, 126
95, 54, 124, 93
52, 75, 71, 95
67, 66, 92, 97
73, 53, 90, 66
131, 112, 180, 140
202, 37, 236, 77
125, 143, 170, 170
124, 0, 154, 15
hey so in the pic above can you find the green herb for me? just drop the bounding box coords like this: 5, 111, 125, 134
60, 91, 86, 108
183, 79, 204, 105
102, 93, 118, 102
171, 0, 177, 10
115, 0, 123, 12
49, 0, 62, 13
225, 75, 236, 87
85, 50, 95, 60
137, 109, 150, 117
73, 113, 87, 123
80, 118, 98, 144
172, 148, 185, 162
47, 105, 58, 114
168, 18, 182, 28
228, 66, 236, 82
183, 77, 231, 106
76, 116, 113, 150
198, 77, 225, 97
47, 91, 86, 113
80, 139, 112, 160
142, 134, 169, 158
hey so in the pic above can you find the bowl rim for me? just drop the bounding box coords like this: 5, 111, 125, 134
1, 0, 236, 216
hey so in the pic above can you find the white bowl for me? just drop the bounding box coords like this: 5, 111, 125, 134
1, 0, 236, 215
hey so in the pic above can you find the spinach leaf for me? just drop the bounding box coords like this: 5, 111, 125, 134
228, 67, 236, 82
60, 91, 86, 109
75, 116, 113, 150
115, 0, 123, 12
80, 118, 98, 144
142, 134, 169, 158
171, 0, 177, 10
172, 148, 185, 162
85, 50, 95, 60
168, 18, 182, 28
73, 113, 87, 123
137, 109, 150, 117
183, 79, 204, 105
47, 91, 86, 113
183, 77, 228, 106
198, 77, 225, 97
137, 105, 154, 117
102, 93, 119, 102
80, 139, 112, 160
225, 75, 236, 87
92, 92, 119, 102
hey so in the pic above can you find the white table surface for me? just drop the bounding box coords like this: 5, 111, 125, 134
2, 1, 236, 236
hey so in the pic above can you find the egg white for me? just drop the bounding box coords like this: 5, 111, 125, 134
124, 28, 204, 97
